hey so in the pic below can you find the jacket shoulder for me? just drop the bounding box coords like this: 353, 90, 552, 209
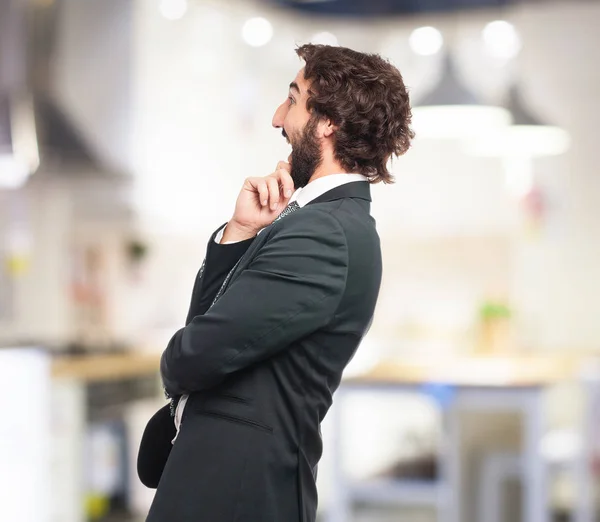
270, 203, 346, 237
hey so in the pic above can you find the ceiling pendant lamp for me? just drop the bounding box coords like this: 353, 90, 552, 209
466, 84, 570, 198
412, 53, 512, 139
466, 84, 570, 157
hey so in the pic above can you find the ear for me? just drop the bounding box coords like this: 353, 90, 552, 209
319, 118, 337, 139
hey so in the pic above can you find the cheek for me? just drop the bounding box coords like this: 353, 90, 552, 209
285, 113, 303, 135
283, 117, 294, 136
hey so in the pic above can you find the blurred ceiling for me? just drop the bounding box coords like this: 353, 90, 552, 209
270, 0, 524, 17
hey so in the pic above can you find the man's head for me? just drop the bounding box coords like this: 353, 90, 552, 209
272, 44, 414, 188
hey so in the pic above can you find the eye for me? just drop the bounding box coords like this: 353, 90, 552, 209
288, 96, 295, 105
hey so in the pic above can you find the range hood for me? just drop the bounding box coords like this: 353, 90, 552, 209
0, 0, 111, 190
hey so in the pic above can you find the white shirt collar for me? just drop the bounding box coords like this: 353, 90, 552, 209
290, 173, 369, 208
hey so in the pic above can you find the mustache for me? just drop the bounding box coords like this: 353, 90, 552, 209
282, 129, 289, 143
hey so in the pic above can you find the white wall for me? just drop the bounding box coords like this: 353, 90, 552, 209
0, 179, 72, 345
507, 2, 600, 351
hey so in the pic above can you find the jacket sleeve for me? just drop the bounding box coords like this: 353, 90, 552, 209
184, 223, 256, 325
161, 209, 349, 395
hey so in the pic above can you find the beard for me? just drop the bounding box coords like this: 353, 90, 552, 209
285, 116, 322, 189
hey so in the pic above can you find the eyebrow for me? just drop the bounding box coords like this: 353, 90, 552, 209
289, 82, 300, 95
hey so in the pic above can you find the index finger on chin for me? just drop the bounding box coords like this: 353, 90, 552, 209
276, 161, 291, 173
275, 169, 295, 198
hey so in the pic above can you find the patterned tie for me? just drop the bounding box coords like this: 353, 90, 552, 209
207, 201, 300, 311
273, 200, 300, 223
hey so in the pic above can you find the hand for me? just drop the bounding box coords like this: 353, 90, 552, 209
223, 162, 295, 242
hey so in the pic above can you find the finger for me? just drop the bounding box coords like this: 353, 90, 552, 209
266, 177, 280, 211
276, 161, 291, 173
253, 179, 269, 206
275, 168, 295, 199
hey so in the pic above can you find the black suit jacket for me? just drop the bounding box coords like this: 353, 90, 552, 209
144, 181, 382, 522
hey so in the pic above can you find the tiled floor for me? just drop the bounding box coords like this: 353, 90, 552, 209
325, 507, 574, 522
129, 508, 434, 522
354, 509, 434, 522
320, 506, 435, 522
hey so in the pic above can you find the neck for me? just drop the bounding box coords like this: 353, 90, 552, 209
308, 160, 349, 183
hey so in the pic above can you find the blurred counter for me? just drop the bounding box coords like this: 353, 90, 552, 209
343, 354, 588, 387
51, 352, 591, 386
51, 352, 161, 382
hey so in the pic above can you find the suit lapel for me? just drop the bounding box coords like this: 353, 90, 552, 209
210, 181, 372, 308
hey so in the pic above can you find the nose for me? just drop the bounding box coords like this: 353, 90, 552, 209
272, 101, 287, 128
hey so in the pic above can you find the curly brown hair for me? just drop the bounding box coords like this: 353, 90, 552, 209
296, 44, 414, 184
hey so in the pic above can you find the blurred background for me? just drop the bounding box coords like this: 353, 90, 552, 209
1, 0, 599, 521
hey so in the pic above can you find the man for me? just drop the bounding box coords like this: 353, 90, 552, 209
141, 44, 413, 522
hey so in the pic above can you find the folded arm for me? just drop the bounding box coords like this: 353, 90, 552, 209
184, 224, 255, 324
161, 210, 348, 396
